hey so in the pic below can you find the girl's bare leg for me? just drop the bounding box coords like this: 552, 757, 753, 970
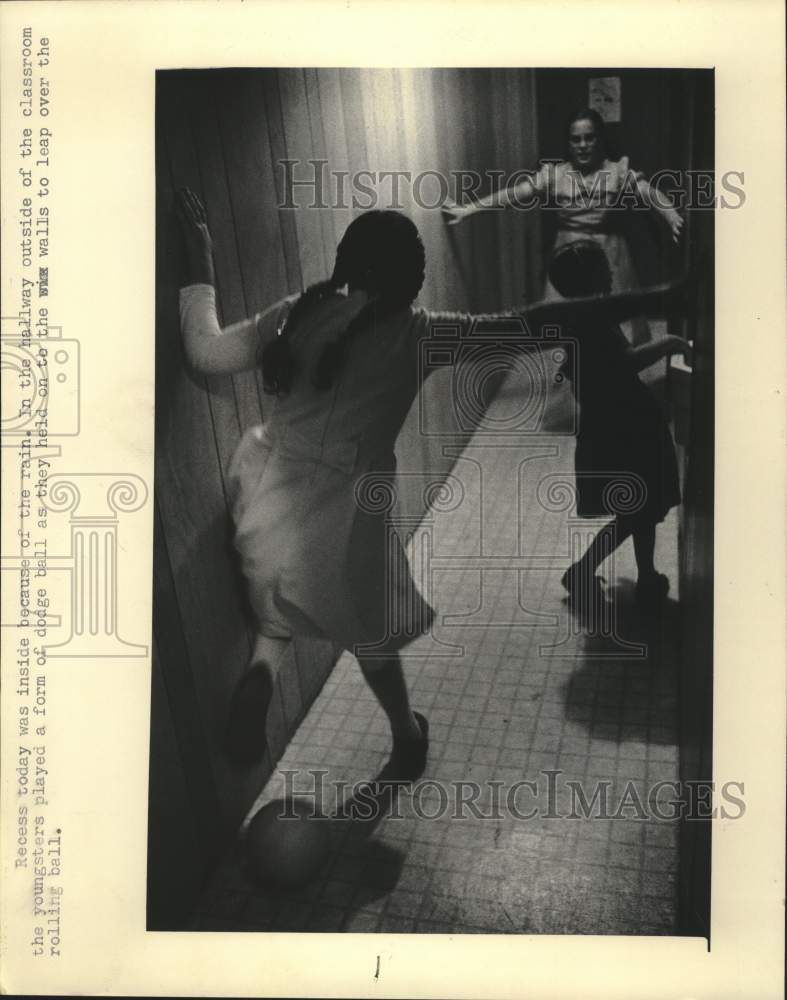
562, 515, 637, 618
251, 632, 290, 673
225, 632, 290, 767
564, 517, 668, 606
357, 653, 422, 742
357, 652, 428, 784
633, 524, 670, 603
632, 524, 656, 579
576, 518, 661, 581
567, 515, 635, 580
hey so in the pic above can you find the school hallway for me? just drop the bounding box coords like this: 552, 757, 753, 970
192, 375, 682, 935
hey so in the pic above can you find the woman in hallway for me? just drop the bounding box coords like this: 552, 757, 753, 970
442, 107, 683, 342
175, 189, 691, 783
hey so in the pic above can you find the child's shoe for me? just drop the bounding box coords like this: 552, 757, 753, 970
635, 571, 670, 608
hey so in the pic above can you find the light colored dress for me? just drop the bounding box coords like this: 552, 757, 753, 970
179, 285, 474, 655
535, 157, 648, 342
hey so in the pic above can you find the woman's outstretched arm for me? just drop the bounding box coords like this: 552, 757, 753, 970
176, 188, 269, 376
442, 173, 539, 225
634, 177, 684, 244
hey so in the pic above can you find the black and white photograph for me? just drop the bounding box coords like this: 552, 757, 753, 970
1, 1, 785, 995
149, 67, 716, 936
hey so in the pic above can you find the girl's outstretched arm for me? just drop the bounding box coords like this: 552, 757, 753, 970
176, 187, 216, 287
520, 276, 692, 331
179, 286, 265, 376
416, 273, 694, 379
176, 188, 271, 376
625, 335, 692, 372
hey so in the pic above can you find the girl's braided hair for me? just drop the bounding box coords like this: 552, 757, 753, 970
260, 210, 426, 394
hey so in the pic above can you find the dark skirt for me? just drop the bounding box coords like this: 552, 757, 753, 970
574, 387, 681, 524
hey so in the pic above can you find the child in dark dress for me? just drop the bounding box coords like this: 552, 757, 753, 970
549, 240, 690, 607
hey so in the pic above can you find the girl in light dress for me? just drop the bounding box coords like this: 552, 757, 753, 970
176, 188, 689, 783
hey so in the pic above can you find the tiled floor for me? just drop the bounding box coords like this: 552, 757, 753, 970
193, 374, 682, 934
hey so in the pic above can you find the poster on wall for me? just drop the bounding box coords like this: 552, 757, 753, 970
589, 76, 622, 122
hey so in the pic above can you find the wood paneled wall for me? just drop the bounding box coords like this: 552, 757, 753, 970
149, 68, 541, 928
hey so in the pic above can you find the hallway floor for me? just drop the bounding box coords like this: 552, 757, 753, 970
193, 378, 682, 935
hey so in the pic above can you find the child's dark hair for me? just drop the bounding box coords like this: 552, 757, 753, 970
261, 211, 426, 394
548, 240, 613, 298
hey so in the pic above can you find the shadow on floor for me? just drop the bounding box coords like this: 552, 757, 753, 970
561, 579, 680, 745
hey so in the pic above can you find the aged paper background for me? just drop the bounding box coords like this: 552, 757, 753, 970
1, 1, 784, 996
